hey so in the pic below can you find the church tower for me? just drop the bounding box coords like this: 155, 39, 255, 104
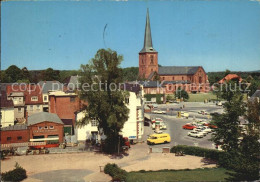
139, 9, 158, 79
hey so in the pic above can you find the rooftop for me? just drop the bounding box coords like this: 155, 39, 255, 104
158, 66, 200, 75
28, 112, 64, 126
1, 124, 27, 131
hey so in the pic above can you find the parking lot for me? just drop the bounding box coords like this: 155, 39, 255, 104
145, 102, 224, 149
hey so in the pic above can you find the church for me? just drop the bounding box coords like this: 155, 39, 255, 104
139, 9, 209, 93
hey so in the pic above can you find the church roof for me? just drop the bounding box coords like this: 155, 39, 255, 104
139, 9, 157, 53
158, 66, 200, 75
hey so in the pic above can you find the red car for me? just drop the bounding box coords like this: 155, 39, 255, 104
203, 123, 217, 129
182, 124, 196, 130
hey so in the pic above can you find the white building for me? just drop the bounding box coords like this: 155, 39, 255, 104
76, 83, 144, 143
0, 91, 15, 127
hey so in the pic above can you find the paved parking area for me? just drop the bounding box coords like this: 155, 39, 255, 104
146, 102, 224, 149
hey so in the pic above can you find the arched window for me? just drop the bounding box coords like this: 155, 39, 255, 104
182, 76, 184, 80
172, 76, 174, 80
162, 77, 165, 80
151, 68, 153, 72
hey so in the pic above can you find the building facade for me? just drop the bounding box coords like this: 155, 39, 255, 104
0, 91, 15, 127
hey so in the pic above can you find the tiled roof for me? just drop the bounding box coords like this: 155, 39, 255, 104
1, 124, 27, 131
61, 119, 73, 125
218, 74, 242, 84
158, 66, 200, 75
28, 112, 64, 126
139, 81, 162, 88
124, 83, 141, 93
0, 91, 14, 108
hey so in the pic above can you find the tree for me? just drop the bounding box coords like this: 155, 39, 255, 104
122, 67, 139, 81
21, 67, 31, 81
40, 68, 60, 81
224, 69, 231, 76
5, 65, 22, 82
211, 81, 260, 180
175, 87, 189, 101
248, 79, 260, 97
78, 49, 129, 153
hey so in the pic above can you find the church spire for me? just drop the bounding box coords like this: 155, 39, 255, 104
140, 8, 156, 53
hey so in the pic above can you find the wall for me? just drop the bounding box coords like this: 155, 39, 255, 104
49, 95, 80, 125
0, 129, 29, 144
28, 121, 64, 143
1, 108, 15, 127
26, 105, 43, 116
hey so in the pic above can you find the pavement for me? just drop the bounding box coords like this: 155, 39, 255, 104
146, 102, 224, 149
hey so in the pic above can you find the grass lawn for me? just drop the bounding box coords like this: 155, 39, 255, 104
127, 168, 233, 182
188, 92, 218, 102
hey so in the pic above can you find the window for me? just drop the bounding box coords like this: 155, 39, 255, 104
142, 59, 144, 64
91, 120, 98, 127
44, 126, 48, 129
125, 98, 129, 104
49, 126, 54, 129
36, 105, 40, 110
17, 136, 22, 140
18, 107, 22, 113
70, 97, 75, 102
30, 105, 33, 111
182, 77, 184, 80
7, 137, 11, 141
162, 77, 165, 80
150, 55, 154, 64
151, 68, 153, 72
44, 96, 48, 101
199, 77, 202, 83
38, 126, 43, 130
31, 96, 38, 101
172, 76, 174, 80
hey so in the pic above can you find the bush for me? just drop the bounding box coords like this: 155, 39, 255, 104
171, 145, 225, 162
1, 162, 27, 182
104, 163, 127, 181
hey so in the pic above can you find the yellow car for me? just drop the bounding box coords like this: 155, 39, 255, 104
147, 133, 171, 145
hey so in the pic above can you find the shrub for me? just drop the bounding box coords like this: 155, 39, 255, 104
1, 162, 27, 182
171, 145, 224, 162
104, 163, 127, 181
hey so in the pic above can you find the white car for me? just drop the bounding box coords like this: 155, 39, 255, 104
202, 126, 212, 133
188, 131, 204, 138
152, 110, 159, 114
160, 122, 167, 130
193, 128, 207, 136
181, 112, 189, 118
154, 130, 163, 134
216, 102, 222, 106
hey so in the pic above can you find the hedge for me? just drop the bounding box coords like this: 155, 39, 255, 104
171, 145, 230, 168
1, 162, 27, 182
104, 163, 127, 181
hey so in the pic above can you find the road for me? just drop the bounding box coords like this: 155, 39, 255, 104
144, 102, 224, 150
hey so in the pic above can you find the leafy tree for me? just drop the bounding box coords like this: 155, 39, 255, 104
224, 69, 231, 76
0, 71, 10, 83
78, 49, 129, 153
122, 67, 139, 81
40, 68, 60, 81
5, 65, 22, 82
248, 79, 260, 97
21, 67, 31, 81
211, 81, 260, 180
175, 87, 189, 101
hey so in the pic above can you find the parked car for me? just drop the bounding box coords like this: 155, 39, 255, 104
154, 130, 163, 134
182, 124, 196, 130
193, 128, 207, 136
147, 133, 171, 145
181, 112, 189, 118
188, 131, 204, 138
202, 126, 212, 133
216, 101, 222, 106
160, 122, 167, 130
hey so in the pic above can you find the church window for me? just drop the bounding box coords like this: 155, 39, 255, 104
151, 68, 153, 72
182, 76, 184, 80
199, 77, 202, 83
142, 59, 144, 64
150, 55, 154, 64
172, 76, 174, 80
162, 77, 165, 80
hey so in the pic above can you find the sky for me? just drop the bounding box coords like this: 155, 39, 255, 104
2, 0, 260, 72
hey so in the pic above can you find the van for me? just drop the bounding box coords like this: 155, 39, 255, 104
147, 133, 171, 145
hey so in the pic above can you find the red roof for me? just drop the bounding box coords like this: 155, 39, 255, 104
6, 84, 43, 105
218, 74, 242, 84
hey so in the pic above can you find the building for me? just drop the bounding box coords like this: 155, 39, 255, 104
63, 75, 81, 91
218, 74, 243, 84
138, 9, 208, 93
0, 125, 29, 144
27, 112, 64, 143
121, 83, 144, 141
49, 91, 82, 129
249, 89, 260, 103
0, 91, 15, 127
6, 84, 44, 117
38, 81, 64, 112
